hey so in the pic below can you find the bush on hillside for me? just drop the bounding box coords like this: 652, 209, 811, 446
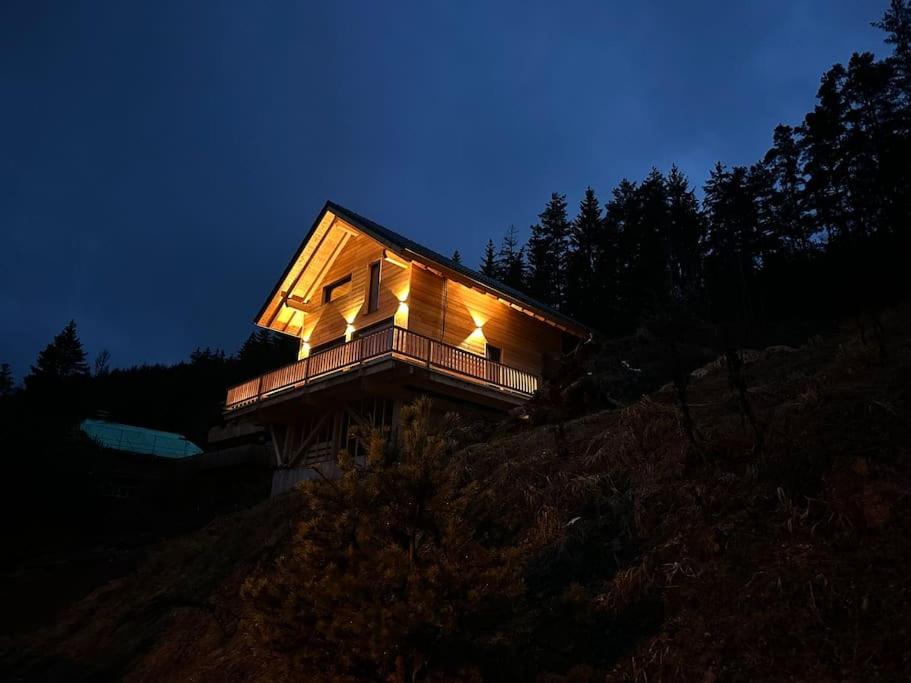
242, 397, 636, 681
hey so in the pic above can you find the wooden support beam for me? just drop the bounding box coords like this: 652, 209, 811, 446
286, 411, 333, 468
284, 295, 318, 313
344, 405, 373, 451
268, 424, 285, 467
383, 249, 409, 269
300, 232, 352, 303
266, 217, 337, 327
334, 221, 360, 236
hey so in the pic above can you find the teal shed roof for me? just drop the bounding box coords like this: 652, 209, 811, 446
80, 419, 203, 459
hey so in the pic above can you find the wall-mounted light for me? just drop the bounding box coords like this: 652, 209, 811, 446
345, 323, 355, 341
468, 308, 488, 330
394, 298, 409, 328
467, 322, 487, 348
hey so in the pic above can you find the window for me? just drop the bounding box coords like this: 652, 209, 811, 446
323, 275, 352, 304
367, 261, 381, 313
485, 344, 502, 363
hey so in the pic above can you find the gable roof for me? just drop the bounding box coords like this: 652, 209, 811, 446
256, 201, 591, 338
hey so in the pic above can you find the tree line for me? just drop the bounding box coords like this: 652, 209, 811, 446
0, 321, 296, 445
476, 2, 911, 336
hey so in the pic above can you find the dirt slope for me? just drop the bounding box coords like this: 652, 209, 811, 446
3, 311, 910, 681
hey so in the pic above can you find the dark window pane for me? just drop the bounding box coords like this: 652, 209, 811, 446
368, 261, 381, 312
323, 274, 352, 303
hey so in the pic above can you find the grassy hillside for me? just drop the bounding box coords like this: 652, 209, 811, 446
3, 309, 910, 681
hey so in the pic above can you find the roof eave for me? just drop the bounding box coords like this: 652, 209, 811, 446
254, 201, 593, 339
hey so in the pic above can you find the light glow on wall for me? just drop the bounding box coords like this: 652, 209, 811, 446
467, 307, 489, 329
467, 324, 487, 350
341, 300, 363, 326
395, 299, 409, 327
345, 323, 356, 342
300, 310, 319, 343
298, 338, 310, 360
447, 280, 490, 355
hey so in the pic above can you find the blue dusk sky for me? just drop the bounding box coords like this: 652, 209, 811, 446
0, 1, 888, 376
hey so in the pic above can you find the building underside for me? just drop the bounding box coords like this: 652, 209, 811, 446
218, 356, 525, 494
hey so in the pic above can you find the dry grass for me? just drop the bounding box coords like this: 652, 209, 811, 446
3, 308, 911, 680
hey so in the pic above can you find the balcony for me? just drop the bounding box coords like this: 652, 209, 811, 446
225, 325, 540, 411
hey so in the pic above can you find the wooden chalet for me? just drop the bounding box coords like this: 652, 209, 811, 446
221, 202, 589, 486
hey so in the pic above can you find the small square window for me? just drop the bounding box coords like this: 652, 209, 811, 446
323, 275, 352, 304
485, 344, 502, 363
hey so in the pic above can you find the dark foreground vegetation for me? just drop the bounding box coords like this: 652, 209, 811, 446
0, 325, 295, 636
2, 304, 910, 681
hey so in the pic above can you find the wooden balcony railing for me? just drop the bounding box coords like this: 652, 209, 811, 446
225, 326, 539, 410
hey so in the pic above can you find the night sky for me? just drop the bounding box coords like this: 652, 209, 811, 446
1, 1, 886, 378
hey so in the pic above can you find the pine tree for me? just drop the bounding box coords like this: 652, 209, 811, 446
238, 329, 296, 376
190, 347, 226, 365
480, 239, 498, 277
565, 187, 602, 320
875, 0, 911, 98
0, 363, 13, 397
498, 226, 526, 290
763, 125, 809, 252
623, 169, 670, 319
604, 179, 640, 330
801, 64, 850, 242
451, 249, 462, 265
842, 52, 899, 239
25, 320, 89, 389
592, 199, 622, 332
527, 193, 570, 308
665, 166, 705, 303
702, 163, 761, 322
243, 398, 525, 680
93, 349, 111, 377
527, 223, 550, 301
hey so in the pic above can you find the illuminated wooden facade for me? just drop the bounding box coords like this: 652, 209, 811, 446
222, 202, 588, 486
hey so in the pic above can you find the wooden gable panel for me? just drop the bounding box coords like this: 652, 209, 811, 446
259, 211, 338, 329
299, 225, 410, 349
407, 266, 561, 377
441, 280, 561, 375
407, 266, 445, 340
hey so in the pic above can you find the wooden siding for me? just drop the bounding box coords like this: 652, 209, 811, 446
407, 266, 562, 377
299, 223, 410, 350
407, 265, 445, 340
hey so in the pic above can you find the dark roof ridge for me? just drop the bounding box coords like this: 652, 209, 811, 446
324, 200, 589, 335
